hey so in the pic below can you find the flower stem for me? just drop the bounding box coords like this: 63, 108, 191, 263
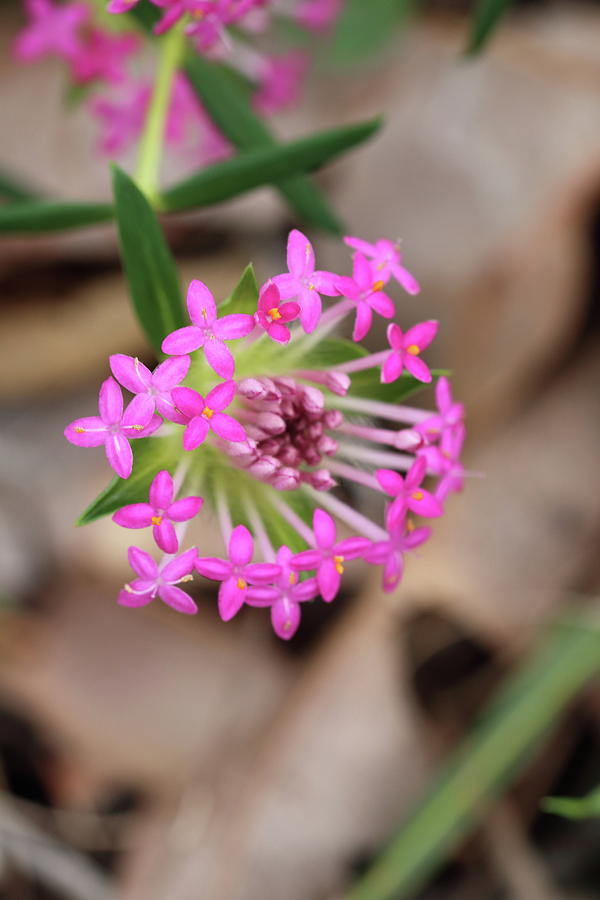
135, 20, 186, 203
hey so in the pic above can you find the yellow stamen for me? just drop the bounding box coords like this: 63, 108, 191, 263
268, 307, 282, 321
180, 574, 194, 583
124, 583, 133, 593
151, 515, 163, 526
237, 577, 247, 590
202, 406, 214, 419
283, 620, 292, 632
385, 575, 399, 589
308, 283, 315, 290
406, 519, 415, 532
201, 307, 208, 321
134, 356, 140, 371
288, 572, 297, 586
372, 280, 385, 292
333, 554, 345, 575
131, 424, 145, 431
411, 491, 424, 501
74, 426, 85, 433
407, 344, 420, 356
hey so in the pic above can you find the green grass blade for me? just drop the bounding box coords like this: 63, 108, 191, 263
543, 784, 600, 820
348, 613, 600, 900
111, 165, 185, 353
161, 118, 380, 212
0, 201, 113, 233
0, 167, 41, 203
466, 0, 515, 55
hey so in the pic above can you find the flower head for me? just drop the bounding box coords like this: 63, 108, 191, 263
172, 381, 247, 450
246, 546, 319, 640
69, 27, 140, 85
382, 320, 438, 384
255, 282, 300, 344
119, 546, 198, 614
344, 236, 420, 295
14, 0, 89, 62
366, 511, 431, 593
335, 253, 395, 342
376, 456, 443, 529
272, 229, 339, 334
64, 377, 161, 478
110, 353, 191, 424
291, 509, 370, 602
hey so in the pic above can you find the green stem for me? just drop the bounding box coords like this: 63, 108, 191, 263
135, 20, 186, 203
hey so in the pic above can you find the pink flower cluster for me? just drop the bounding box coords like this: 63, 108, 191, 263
66, 229, 466, 639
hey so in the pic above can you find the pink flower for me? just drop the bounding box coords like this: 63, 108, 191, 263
69, 28, 140, 85
272, 229, 339, 334
415, 376, 464, 442
118, 546, 198, 614
336, 253, 395, 342
344, 236, 420, 295
422, 424, 466, 503
254, 52, 308, 116
154, 0, 207, 36
162, 280, 255, 379
64, 377, 162, 479
246, 545, 319, 640
291, 509, 370, 602
376, 456, 443, 529
255, 282, 300, 344
14, 0, 89, 62
382, 320, 438, 384
195, 524, 282, 620
171, 381, 247, 450
112, 470, 203, 553
89, 82, 151, 156
294, 0, 343, 32
365, 513, 431, 593
109, 353, 191, 424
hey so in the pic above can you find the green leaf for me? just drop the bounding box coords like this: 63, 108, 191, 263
329, 0, 414, 65
183, 54, 346, 234
347, 613, 600, 900
77, 436, 181, 525
0, 201, 113, 233
0, 167, 41, 203
112, 165, 185, 353
348, 368, 448, 404
161, 118, 381, 213
220, 264, 259, 315
542, 785, 600, 820
466, 0, 515, 55
300, 337, 367, 370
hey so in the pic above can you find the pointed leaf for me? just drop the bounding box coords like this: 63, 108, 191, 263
0, 201, 113, 233
0, 167, 41, 203
220, 264, 259, 315
112, 165, 185, 353
466, 0, 515, 55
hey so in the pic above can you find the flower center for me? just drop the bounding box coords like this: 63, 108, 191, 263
333, 554, 344, 575
288, 572, 297, 586
237, 577, 247, 590
411, 491, 423, 501
202, 406, 214, 419
267, 307, 282, 321
151, 515, 163, 526
372, 280, 385, 292
407, 344, 420, 356
406, 519, 415, 532
74, 426, 85, 433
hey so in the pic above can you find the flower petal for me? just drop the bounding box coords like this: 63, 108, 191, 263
161, 326, 204, 356
335, 537, 371, 559
244, 562, 282, 584
105, 432, 133, 478
229, 524, 253, 567
376, 468, 404, 496
404, 355, 432, 384
381, 351, 403, 384
278, 301, 300, 322
109, 354, 152, 393
258, 282, 280, 312
205, 379, 235, 412
171, 386, 204, 419
387, 322, 404, 350
343, 235, 374, 256
267, 322, 291, 344
121, 393, 154, 430
218, 578, 245, 621
133, 414, 163, 438
291, 577, 319, 601
352, 302, 372, 342
195, 557, 232, 580
352, 252, 373, 289
152, 355, 191, 390
391, 262, 420, 295
64, 417, 107, 447
118, 588, 154, 608
148, 469, 173, 510
167, 496, 203, 522
271, 273, 300, 300
317, 558, 341, 602
128, 546, 158, 579
153, 519, 178, 553
183, 416, 210, 450
436, 376, 452, 414
313, 508, 336, 549
403, 320, 439, 352
407, 488, 443, 518
98, 377, 123, 425
162, 547, 198, 582
298, 286, 321, 334
210, 412, 246, 443
311, 271, 340, 296
159, 584, 198, 615
112, 503, 154, 528
203, 338, 235, 379
287, 228, 313, 277
405, 456, 426, 491
368, 291, 395, 318
213, 313, 255, 340
290, 549, 322, 571
187, 279, 216, 326
246, 587, 280, 607
271, 597, 301, 639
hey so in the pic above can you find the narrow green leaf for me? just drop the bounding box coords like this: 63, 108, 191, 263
0, 201, 113, 233
161, 118, 380, 213
466, 0, 515, 55
543, 785, 600, 820
0, 167, 41, 203
347, 613, 600, 900
220, 264, 259, 315
111, 165, 185, 353
78, 436, 181, 525
183, 54, 346, 233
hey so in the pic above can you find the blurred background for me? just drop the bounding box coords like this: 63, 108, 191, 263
1, 0, 600, 898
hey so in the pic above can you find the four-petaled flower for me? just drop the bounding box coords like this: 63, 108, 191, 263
291, 509, 370, 602
255, 282, 300, 344
14, 0, 89, 62
69, 28, 140, 85
335, 252, 395, 342
365, 511, 431, 592
344, 236, 420, 295
171, 381, 247, 450
112, 469, 204, 553
162, 280, 255, 379
195, 525, 282, 621
416, 376, 464, 442
382, 320, 438, 384
118, 546, 198, 614
109, 353, 191, 424
64, 377, 161, 479
272, 229, 339, 334
376, 456, 443, 529
246, 545, 319, 639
